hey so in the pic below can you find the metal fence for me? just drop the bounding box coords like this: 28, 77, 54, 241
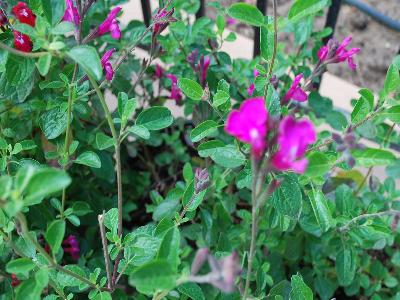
140, 0, 400, 57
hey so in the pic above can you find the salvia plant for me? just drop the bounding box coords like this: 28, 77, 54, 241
0, 0, 400, 299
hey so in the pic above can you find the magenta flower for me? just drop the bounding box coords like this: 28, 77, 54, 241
62, 235, 80, 260
154, 64, 164, 78
225, 98, 268, 158
271, 116, 316, 174
318, 36, 360, 70
97, 7, 122, 39
166, 74, 182, 102
226, 17, 237, 26
248, 68, 260, 96
101, 49, 115, 81
62, 0, 80, 26
284, 74, 307, 103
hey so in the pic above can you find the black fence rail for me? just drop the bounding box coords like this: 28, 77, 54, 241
140, 0, 400, 57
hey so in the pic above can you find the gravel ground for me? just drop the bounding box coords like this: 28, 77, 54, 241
207, 0, 400, 91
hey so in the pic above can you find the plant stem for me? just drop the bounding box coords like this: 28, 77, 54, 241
16, 213, 105, 291
339, 210, 400, 232
243, 158, 260, 300
353, 166, 373, 197
0, 42, 49, 58
268, 0, 278, 79
98, 213, 113, 290
61, 64, 78, 219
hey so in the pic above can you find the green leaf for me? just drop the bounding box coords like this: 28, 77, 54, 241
290, 274, 313, 300
178, 78, 204, 101
288, 0, 329, 23
190, 120, 219, 143
351, 97, 371, 124
96, 133, 115, 150
57, 265, 88, 288
36, 54, 52, 76
0, 72, 34, 103
271, 174, 302, 219
178, 282, 205, 300
128, 125, 150, 139
6, 55, 35, 86
93, 292, 112, 300
104, 208, 118, 235
352, 148, 396, 167
6, 258, 35, 274
197, 140, 225, 157
39, 107, 68, 140
67, 46, 103, 81
24, 168, 71, 205
129, 260, 177, 295
227, 3, 265, 27
75, 151, 101, 168
157, 227, 180, 271
51, 21, 75, 35
382, 106, 400, 123
261, 20, 275, 62
305, 152, 330, 177
182, 181, 207, 212
45, 220, 66, 255
213, 90, 230, 107
136, 106, 173, 130
41, 0, 66, 25
210, 145, 246, 168
119, 93, 137, 128
308, 189, 333, 233
336, 247, 356, 286
384, 64, 400, 93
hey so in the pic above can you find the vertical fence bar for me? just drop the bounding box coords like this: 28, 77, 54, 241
323, 0, 343, 44
196, 0, 205, 19
253, 0, 268, 58
141, 0, 152, 27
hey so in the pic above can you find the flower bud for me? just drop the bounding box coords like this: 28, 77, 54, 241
194, 168, 210, 193
191, 248, 209, 275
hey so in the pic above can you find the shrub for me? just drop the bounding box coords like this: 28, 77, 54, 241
0, 0, 400, 299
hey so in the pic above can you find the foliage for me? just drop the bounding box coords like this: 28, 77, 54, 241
0, 0, 400, 299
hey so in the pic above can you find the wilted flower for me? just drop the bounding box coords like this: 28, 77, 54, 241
166, 73, 182, 102
199, 55, 210, 87
318, 36, 360, 70
97, 7, 122, 39
62, 0, 80, 26
12, 2, 36, 27
194, 168, 210, 193
62, 235, 80, 260
13, 31, 32, 52
332, 128, 363, 168
271, 116, 316, 174
0, 9, 8, 26
101, 49, 115, 81
226, 17, 237, 26
284, 73, 308, 103
225, 98, 268, 158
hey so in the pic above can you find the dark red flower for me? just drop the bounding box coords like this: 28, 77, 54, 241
62, 235, 80, 260
12, 2, 36, 27
13, 31, 33, 52
0, 9, 8, 26
11, 274, 21, 287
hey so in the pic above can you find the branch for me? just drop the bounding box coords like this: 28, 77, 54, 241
338, 210, 400, 232
98, 213, 113, 290
0, 42, 49, 58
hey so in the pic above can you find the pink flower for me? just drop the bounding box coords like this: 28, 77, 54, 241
154, 64, 164, 78
271, 116, 316, 174
200, 55, 210, 87
247, 83, 255, 96
62, 0, 80, 26
97, 7, 122, 39
166, 74, 182, 102
248, 68, 260, 96
225, 98, 268, 158
318, 36, 360, 70
62, 235, 80, 260
101, 49, 115, 81
284, 73, 307, 102
226, 17, 237, 26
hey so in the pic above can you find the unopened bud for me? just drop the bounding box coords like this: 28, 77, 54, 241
194, 168, 210, 193
191, 248, 209, 275
270, 74, 279, 89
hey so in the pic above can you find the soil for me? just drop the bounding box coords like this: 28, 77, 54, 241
206, 0, 400, 92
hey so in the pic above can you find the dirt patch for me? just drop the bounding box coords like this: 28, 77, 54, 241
206, 0, 400, 92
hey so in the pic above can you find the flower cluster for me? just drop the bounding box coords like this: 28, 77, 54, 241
11, 1, 36, 52
318, 36, 360, 70
225, 98, 316, 174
